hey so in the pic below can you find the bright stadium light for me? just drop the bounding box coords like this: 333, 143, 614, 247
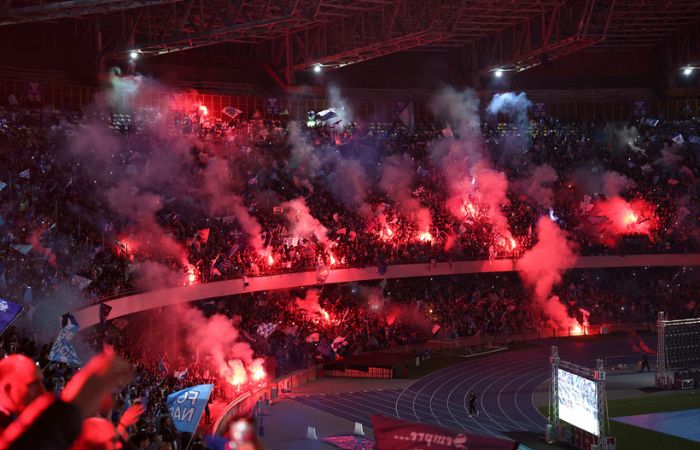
129, 51, 139, 60
683, 66, 693, 76
313, 64, 322, 73
494, 69, 504, 78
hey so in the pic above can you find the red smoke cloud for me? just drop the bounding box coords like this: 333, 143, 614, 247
429, 88, 513, 243
294, 289, 330, 322
134, 304, 266, 390
589, 197, 658, 246
516, 217, 579, 328
380, 155, 433, 236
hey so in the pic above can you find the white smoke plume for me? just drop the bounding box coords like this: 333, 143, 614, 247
281, 198, 329, 246
487, 92, 532, 128
514, 164, 558, 208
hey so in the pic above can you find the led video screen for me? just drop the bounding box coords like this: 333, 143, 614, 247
557, 368, 599, 436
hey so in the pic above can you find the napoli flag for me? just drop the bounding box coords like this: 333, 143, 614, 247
167, 384, 214, 433
0, 298, 23, 334
48, 323, 81, 366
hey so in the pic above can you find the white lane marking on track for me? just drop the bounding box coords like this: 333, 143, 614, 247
459, 354, 544, 435
387, 388, 532, 425
437, 348, 545, 437
306, 389, 484, 425
412, 351, 521, 432
508, 369, 550, 430
394, 346, 516, 420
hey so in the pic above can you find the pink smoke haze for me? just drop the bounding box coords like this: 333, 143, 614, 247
516, 217, 579, 328
589, 197, 658, 245
429, 88, 514, 246
28, 225, 57, 267
202, 158, 265, 253
380, 155, 433, 236
515, 164, 558, 208
281, 198, 330, 247
294, 289, 331, 322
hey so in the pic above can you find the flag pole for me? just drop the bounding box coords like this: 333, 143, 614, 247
184, 422, 199, 450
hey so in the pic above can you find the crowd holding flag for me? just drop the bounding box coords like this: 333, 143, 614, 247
166, 384, 214, 433
48, 315, 81, 366
256, 322, 277, 338
0, 297, 23, 334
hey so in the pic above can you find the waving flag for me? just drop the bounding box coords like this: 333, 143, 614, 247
48, 322, 81, 366
71, 275, 93, 291
222, 106, 242, 119
397, 101, 414, 130
11, 244, 32, 255
256, 322, 277, 338
158, 357, 170, 374
197, 228, 210, 244
0, 298, 23, 334
167, 384, 214, 433
317, 339, 335, 359
331, 336, 348, 353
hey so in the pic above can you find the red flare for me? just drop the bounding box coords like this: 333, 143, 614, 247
186, 265, 197, 285
320, 309, 330, 321
589, 197, 658, 245
248, 359, 266, 382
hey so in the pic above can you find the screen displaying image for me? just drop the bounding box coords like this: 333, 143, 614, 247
557, 368, 599, 436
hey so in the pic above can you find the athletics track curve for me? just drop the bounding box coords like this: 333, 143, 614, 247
293, 334, 656, 443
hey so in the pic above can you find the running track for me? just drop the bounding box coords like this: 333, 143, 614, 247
294, 334, 656, 441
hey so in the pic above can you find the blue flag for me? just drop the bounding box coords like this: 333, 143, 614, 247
48, 323, 81, 366
0, 298, 22, 334
167, 384, 213, 433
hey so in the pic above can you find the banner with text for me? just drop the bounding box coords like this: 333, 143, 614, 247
167, 384, 214, 433
371, 415, 518, 450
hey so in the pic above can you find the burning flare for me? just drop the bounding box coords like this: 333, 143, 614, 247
418, 231, 433, 242
186, 265, 197, 286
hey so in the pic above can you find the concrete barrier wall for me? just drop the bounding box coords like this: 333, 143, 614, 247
213, 364, 324, 436
74, 253, 700, 327
212, 320, 654, 433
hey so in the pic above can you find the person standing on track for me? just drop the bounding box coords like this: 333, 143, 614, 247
640, 352, 650, 372
468, 392, 479, 417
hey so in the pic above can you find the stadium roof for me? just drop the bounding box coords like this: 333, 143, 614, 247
2, 0, 699, 81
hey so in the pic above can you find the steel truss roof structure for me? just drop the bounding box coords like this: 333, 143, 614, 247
2, 0, 699, 82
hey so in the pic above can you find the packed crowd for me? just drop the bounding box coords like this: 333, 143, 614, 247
3, 263, 697, 447
0, 90, 699, 449
104, 265, 697, 380
0, 101, 698, 309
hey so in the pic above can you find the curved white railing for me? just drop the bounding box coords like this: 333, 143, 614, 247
73, 253, 700, 327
